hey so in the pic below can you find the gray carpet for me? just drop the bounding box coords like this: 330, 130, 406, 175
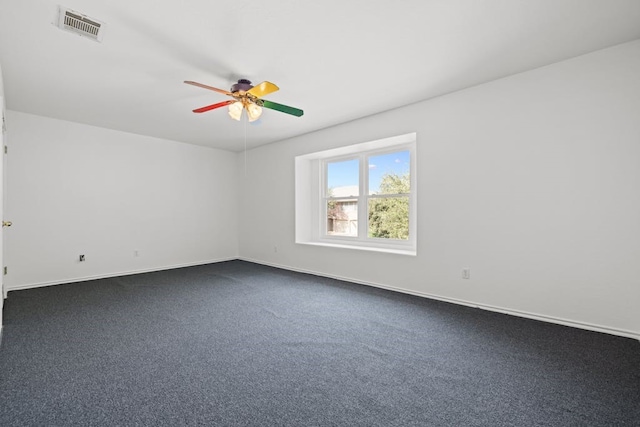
0, 260, 638, 426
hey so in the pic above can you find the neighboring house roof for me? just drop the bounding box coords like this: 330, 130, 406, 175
330, 185, 359, 198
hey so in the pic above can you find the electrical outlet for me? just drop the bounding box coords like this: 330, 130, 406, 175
134, 250, 139, 257
79, 254, 85, 262
462, 268, 470, 279
274, 246, 278, 253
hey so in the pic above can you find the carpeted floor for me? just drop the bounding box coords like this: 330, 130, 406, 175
1, 260, 638, 426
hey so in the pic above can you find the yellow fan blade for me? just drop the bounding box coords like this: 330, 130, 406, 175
247, 81, 279, 98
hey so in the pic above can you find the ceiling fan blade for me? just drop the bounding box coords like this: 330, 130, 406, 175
247, 81, 279, 98
184, 80, 233, 97
192, 99, 235, 113
261, 100, 304, 117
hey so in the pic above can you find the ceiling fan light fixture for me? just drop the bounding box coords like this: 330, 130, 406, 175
247, 103, 263, 122
228, 101, 243, 121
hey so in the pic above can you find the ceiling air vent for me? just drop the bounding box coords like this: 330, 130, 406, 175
57, 6, 105, 42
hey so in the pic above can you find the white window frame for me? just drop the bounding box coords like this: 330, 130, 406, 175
295, 133, 417, 255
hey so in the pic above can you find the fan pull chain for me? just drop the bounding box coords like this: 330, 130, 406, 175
243, 111, 247, 178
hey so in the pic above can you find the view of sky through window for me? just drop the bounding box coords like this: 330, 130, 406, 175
328, 151, 410, 194
327, 159, 359, 191
368, 151, 410, 193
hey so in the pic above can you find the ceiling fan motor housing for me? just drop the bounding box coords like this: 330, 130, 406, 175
231, 79, 253, 93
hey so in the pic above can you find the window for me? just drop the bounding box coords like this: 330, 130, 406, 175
296, 133, 416, 255
326, 158, 359, 237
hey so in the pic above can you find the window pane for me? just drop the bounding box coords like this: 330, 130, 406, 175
368, 151, 410, 195
327, 201, 358, 236
327, 159, 359, 197
368, 197, 409, 240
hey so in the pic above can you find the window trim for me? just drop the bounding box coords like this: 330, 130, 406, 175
295, 133, 417, 255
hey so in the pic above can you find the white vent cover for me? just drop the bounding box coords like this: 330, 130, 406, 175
57, 6, 105, 42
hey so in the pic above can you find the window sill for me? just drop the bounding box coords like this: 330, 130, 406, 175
297, 241, 417, 256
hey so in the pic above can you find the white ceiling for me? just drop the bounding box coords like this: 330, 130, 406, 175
1, 1, 640, 152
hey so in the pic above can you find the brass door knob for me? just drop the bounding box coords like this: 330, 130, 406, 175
2, 221, 12, 227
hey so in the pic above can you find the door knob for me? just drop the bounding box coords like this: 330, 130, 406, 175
2, 221, 12, 227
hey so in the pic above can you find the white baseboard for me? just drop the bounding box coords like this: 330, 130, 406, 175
6, 257, 237, 293
240, 257, 640, 341
6, 256, 638, 342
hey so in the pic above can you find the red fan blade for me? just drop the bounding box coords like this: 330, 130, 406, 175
192, 100, 235, 113
184, 81, 233, 97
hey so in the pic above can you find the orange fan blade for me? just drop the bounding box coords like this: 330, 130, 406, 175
247, 81, 279, 98
192, 100, 235, 113
184, 80, 233, 97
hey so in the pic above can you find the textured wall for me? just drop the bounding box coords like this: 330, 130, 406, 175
238, 40, 640, 338
5, 112, 239, 289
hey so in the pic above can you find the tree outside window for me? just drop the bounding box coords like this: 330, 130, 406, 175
325, 149, 411, 242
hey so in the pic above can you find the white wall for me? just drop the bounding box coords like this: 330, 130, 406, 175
5, 112, 238, 290
238, 40, 640, 338
0, 63, 5, 330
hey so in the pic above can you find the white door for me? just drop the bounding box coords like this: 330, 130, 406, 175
0, 97, 4, 331
0, 64, 6, 332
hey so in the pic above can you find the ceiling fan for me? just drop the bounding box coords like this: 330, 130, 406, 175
184, 79, 303, 122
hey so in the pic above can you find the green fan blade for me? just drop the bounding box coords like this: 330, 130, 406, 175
262, 100, 304, 117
